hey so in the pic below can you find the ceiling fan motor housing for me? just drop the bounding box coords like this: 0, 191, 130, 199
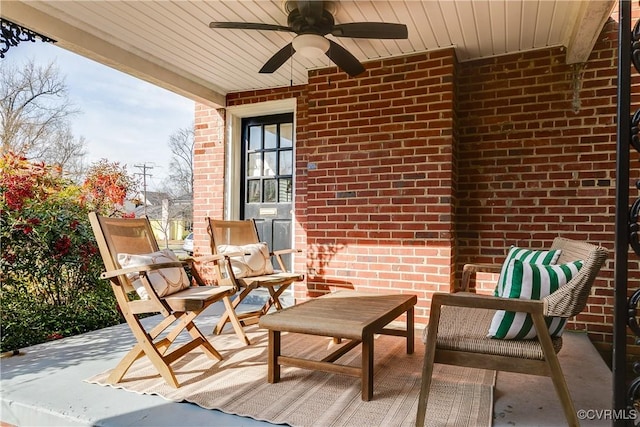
287, 5, 335, 35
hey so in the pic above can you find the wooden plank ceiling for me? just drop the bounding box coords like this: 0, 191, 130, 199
1, 0, 616, 108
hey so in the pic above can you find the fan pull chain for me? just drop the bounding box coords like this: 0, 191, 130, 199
290, 44, 294, 87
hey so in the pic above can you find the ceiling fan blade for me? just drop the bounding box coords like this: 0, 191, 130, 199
332, 23, 408, 39
209, 22, 292, 33
259, 42, 295, 74
325, 40, 365, 77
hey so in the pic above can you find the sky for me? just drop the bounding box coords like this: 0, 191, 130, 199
3, 39, 196, 190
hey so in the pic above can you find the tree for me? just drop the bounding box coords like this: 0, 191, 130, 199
155, 125, 194, 242
166, 125, 194, 196
33, 123, 87, 180
0, 58, 86, 173
82, 159, 139, 216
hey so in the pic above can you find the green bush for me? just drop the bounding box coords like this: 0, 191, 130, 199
1, 278, 121, 351
0, 153, 135, 353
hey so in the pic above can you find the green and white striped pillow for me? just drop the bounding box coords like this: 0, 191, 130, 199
494, 246, 562, 297
488, 259, 584, 340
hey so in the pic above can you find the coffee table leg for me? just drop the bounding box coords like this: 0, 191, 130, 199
362, 335, 374, 401
268, 329, 281, 383
407, 306, 414, 354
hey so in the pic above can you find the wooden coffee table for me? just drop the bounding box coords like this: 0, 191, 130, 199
258, 291, 417, 401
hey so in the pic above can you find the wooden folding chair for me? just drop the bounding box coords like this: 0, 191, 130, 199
206, 218, 304, 343
415, 237, 608, 427
88, 212, 249, 388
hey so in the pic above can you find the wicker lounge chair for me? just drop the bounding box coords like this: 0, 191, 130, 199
416, 237, 608, 427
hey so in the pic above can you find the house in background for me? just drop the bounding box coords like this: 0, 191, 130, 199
126, 191, 193, 244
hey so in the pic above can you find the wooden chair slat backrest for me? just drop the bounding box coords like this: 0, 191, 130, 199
208, 219, 260, 250
89, 213, 159, 293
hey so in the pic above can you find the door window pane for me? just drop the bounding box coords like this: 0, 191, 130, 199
249, 126, 261, 150
248, 153, 261, 177
280, 123, 293, 147
264, 152, 277, 176
263, 179, 277, 202
247, 180, 260, 203
243, 114, 294, 213
264, 124, 277, 149
279, 178, 292, 202
279, 150, 292, 175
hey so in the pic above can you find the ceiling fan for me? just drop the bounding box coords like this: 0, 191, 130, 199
209, 0, 408, 77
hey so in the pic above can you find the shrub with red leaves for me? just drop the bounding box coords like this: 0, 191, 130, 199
0, 152, 136, 352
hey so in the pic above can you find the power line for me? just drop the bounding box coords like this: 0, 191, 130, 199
134, 163, 154, 216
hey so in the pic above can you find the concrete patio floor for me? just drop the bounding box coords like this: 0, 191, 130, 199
1, 300, 613, 427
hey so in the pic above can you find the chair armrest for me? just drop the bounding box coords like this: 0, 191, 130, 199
271, 248, 302, 272
460, 263, 502, 292
191, 253, 228, 264
272, 248, 302, 256
191, 252, 246, 266
191, 251, 247, 289
100, 262, 185, 280
431, 292, 544, 315
463, 264, 502, 274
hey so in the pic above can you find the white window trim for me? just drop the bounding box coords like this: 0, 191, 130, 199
224, 98, 297, 221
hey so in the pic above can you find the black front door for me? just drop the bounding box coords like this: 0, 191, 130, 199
241, 113, 294, 270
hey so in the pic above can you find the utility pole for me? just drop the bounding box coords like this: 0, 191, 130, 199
134, 163, 154, 216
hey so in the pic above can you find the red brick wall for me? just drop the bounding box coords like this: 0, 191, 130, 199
193, 105, 225, 259
197, 50, 457, 324
299, 50, 457, 326
456, 14, 640, 359
194, 6, 640, 358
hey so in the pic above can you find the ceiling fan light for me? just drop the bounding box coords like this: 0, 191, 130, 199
292, 34, 330, 58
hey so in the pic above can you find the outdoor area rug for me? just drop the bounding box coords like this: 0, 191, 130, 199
86, 325, 495, 426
